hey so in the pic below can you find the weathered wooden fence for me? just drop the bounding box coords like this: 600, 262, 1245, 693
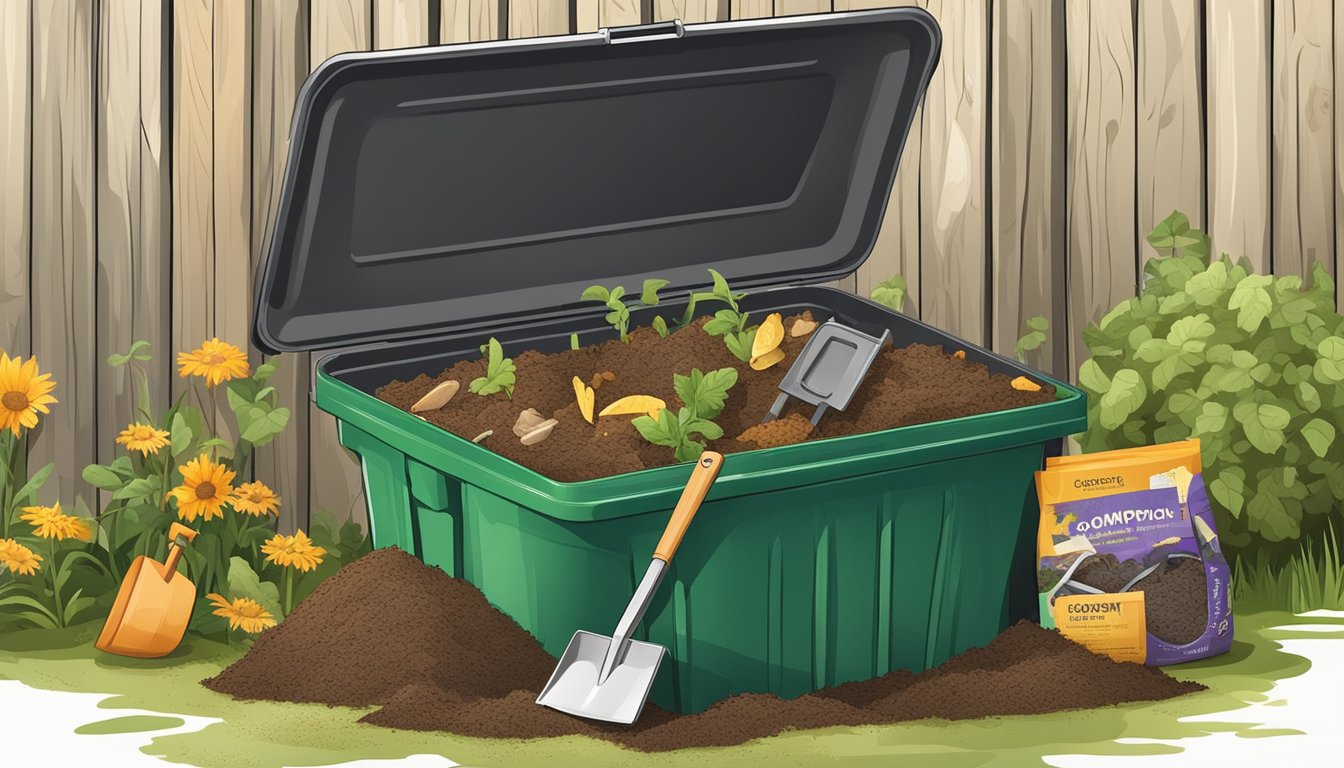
1, 0, 1340, 527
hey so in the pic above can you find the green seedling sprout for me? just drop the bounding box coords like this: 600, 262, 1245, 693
469, 337, 516, 399
870, 273, 908, 312
570, 333, 580, 351
632, 367, 738, 462
682, 269, 755, 362
581, 278, 670, 343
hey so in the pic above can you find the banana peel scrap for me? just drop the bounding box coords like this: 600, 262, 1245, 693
573, 376, 596, 424
750, 313, 786, 371
599, 395, 666, 419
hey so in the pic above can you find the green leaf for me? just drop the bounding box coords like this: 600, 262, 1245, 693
570, 333, 580, 351
112, 475, 162, 501
254, 361, 279, 381
468, 337, 517, 398
1314, 336, 1344, 384
82, 464, 123, 492
1209, 467, 1247, 519
1187, 261, 1232, 305
1167, 313, 1214, 349
1077, 359, 1111, 394
1193, 402, 1228, 436
239, 407, 290, 446
581, 285, 611, 303
1146, 210, 1192, 250
651, 316, 669, 338
1098, 369, 1146, 430
1297, 381, 1322, 412
708, 269, 732, 301
11, 463, 54, 509
170, 412, 192, 456
703, 310, 740, 337
1228, 274, 1274, 333
870, 274, 908, 312
1233, 402, 1290, 454
723, 329, 755, 362
673, 367, 739, 421
1302, 418, 1336, 458
640, 278, 670, 306
226, 556, 285, 622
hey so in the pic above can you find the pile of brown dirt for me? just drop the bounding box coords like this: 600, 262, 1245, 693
376, 311, 1055, 482
205, 549, 1206, 752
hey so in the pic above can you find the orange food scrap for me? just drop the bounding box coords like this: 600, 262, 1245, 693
599, 395, 667, 418
751, 313, 785, 359
573, 376, 595, 424
1011, 376, 1041, 392
953, 350, 966, 360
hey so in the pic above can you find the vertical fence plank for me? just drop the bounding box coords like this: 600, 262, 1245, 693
212, 1, 253, 440
991, 0, 1066, 374
1137, 0, 1204, 262
774, 0, 828, 16
1338, 0, 1344, 309
97, 0, 172, 481
576, 0, 645, 32
31, 0, 98, 510
1206, 0, 1271, 272
1272, 0, 1334, 280
312, 0, 373, 69
441, 0, 505, 41
1066, 0, 1137, 373
172, 0, 216, 404
919, 0, 988, 345
837, 0, 922, 314
508, 0, 569, 37
254, 0, 310, 533
730, 0, 772, 20
310, 0, 374, 526
653, 0, 727, 23
375, 0, 434, 48
0, 0, 31, 357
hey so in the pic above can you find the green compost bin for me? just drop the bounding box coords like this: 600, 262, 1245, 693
251, 8, 1089, 713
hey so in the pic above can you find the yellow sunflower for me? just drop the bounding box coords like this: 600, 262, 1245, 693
116, 422, 171, 456
231, 481, 281, 517
0, 351, 57, 436
177, 338, 250, 387
167, 454, 236, 523
0, 538, 42, 576
19, 502, 91, 541
207, 593, 278, 634
262, 530, 326, 572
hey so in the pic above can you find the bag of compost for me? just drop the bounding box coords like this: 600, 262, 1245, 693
1035, 440, 1233, 664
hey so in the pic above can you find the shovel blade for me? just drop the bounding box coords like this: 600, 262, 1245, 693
536, 630, 667, 724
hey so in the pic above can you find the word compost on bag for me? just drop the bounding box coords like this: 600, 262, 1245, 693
1035, 440, 1233, 665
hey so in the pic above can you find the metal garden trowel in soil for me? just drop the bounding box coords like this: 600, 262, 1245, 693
764, 320, 891, 427
537, 451, 724, 724
95, 522, 200, 658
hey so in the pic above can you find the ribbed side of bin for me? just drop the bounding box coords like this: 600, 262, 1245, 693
340, 420, 1044, 714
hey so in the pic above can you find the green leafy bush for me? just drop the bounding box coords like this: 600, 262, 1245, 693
1077, 210, 1344, 560
870, 274, 908, 312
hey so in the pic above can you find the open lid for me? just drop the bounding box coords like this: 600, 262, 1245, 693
254, 9, 940, 354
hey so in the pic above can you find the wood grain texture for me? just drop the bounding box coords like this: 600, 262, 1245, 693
919, 0, 988, 345
1272, 0, 1334, 280
837, 0, 922, 314
30, 0, 97, 509
730, 0, 772, 20
991, 0, 1066, 374
577, 0, 647, 32
96, 0, 172, 476
253, 0, 310, 532
1138, 0, 1204, 262
0, 0, 31, 357
652, 0, 727, 23
440, 0, 505, 41
508, 0, 569, 38
1206, 0, 1271, 272
172, 0, 216, 403
774, 0, 827, 16
1066, 0, 1137, 372
309, 0, 374, 527
311, 0, 372, 69
375, 0, 434, 49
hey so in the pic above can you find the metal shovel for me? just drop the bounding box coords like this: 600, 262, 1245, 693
537, 450, 724, 724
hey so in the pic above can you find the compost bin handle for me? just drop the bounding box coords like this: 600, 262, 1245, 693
653, 451, 723, 563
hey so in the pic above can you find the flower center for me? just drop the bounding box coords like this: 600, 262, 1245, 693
1, 391, 28, 412
206, 352, 226, 366
135, 427, 154, 439
249, 492, 265, 503
195, 482, 217, 500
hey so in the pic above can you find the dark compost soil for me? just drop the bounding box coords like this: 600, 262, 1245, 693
1070, 553, 1210, 647
205, 548, 1206, 752
375, 312, 1056, 482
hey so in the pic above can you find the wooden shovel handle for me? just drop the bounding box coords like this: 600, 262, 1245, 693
653, 451, 723, 563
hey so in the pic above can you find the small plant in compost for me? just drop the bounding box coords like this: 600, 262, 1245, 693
582, 278, 669, 343
685, 269, 755, 362
470, 338, 516, 399
632, 367, 738, 462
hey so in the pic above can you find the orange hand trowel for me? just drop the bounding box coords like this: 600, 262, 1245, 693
96, 522, 200, 658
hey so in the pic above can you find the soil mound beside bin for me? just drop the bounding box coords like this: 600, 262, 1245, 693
205, 549, 1206, 752
376, 313, 1056, 482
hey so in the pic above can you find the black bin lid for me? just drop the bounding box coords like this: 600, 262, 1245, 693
254, 9, 940, 354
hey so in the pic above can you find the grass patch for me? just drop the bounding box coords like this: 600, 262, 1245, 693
1232, 524, 1344, 613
